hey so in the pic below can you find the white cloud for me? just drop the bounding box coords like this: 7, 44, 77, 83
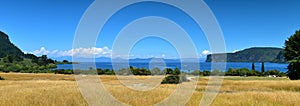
31, 47, 50, 55
30, 46, 112, 58
201, 50, 211, 56
233, 50, 239, 53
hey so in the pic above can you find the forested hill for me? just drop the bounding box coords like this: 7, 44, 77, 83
0, 31, 24, 58
206, 47, 286, 63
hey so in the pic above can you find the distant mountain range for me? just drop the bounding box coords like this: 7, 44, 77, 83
206, 47, 286, 63
53, 47, 286, 63
53, 56, 207, 63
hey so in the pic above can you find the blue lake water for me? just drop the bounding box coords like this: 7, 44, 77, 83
57, 62, 288, 72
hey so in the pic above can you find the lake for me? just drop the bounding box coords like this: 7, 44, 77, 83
56, 62, 288, 72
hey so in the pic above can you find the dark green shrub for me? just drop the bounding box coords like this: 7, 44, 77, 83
164, 68, 173, 75
287, 62, 300, 80
284, 30, 300, 80
261, 61, 265, 76
278, 72, 287, 77
0, 76, 5, 80
161, 75, 180, 84
202, 70, 211, 76
191, 70, 200, 76
266, 70, 280, 76
173, 68, 181, 75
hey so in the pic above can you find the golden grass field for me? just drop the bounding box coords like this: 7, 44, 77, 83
0, 73, 300, 106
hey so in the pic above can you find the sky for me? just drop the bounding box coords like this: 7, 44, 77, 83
0, 0, 300, 59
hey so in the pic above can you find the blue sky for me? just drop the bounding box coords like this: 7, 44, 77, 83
1, 0, 300, 59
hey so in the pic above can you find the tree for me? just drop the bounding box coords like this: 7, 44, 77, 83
161, 68, 185, 84
3, 55, 13, 63
226, 68, 237, 76
173, 68, 181, 75
284, 30, 300, 80
261, 61, 265, 76
266, 70, 280, 76
150, 68, 162, 75
252, 62, 255, 71
211, 70, 223, 76
97, 68, 104, 75
161, 75, 180, 84
191, 69, 200, 76
202, 70, 211, 76
46, 58, 55, 64
287, 61, 300, 80
62, 60, 69, 63
46, 63, 57, 69
164, 68, 173, 75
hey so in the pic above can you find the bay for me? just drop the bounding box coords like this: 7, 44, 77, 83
56, 62, 288, 72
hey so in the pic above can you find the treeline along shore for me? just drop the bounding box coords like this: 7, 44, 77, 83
44, 65, 286, 77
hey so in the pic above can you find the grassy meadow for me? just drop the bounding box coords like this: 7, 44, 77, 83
0, 73, 300, 106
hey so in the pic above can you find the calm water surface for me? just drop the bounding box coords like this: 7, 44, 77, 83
57, 62, 288, 72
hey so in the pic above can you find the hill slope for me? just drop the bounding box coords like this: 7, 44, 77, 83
0, 31, 24, 58
206, 47, 286, 63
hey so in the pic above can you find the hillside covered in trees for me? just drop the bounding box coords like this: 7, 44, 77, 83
0, 31, 24, 58
0, 31, 58, 73
206, 47, 286, 63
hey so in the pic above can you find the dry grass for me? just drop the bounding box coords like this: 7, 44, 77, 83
0, 80, 87, 106
1, 73, 300, 106
0, 73, 75, 81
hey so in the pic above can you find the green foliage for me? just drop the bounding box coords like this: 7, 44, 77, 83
34, 55, 55, 66
24, 53, 38, 60
251, 70, 262, 76
191, 69, 200, 76
104, 69, 115, 75
62, 60, 69, 63
46, 63, 57, 69
161, 75, 180, 84
54, 69, 74, 74
261, 61, 265, 76
173, 68, 181, 75
252, 62, 255, 71
0, 55, 57, 73
211, 70, 225, 76
0, 31, 24, 58
114, 68, 131, 75
128, 66, 151, 75
164, 68, 173, 75
265, 70, 286, 77
226, 68, 238, 76
284, 30, 300, 80
202, 70, 211, 76
96, 68, 105, 75
150, 68, 163, 75
225, 68, 261, 76
161, 68, 189, 84
287, 62, 300, 80
265, 70, 279, 76
206, 47, 286, 62
55, 60, 75, 64
284, 30, 300, 61
0, 31, 58, 74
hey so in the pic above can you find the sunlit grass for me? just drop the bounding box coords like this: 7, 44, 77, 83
0, 73, 300, 106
